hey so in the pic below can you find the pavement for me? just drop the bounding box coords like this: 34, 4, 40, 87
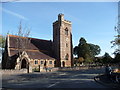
94, 74, 120, 89
2, 67, 119, 89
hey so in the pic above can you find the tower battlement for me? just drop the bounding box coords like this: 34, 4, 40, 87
53, 14, 71, 25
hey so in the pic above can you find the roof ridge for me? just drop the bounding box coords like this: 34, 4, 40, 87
8, 34, 52, 42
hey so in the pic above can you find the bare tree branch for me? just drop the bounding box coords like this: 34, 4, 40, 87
17, 21, 31, 59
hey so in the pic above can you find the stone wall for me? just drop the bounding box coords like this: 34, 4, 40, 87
58, 66, 104, 71
0, 67, 59, 74
39, 67, 59, 72
0, 66, 103, 75
0, 69, 27, 75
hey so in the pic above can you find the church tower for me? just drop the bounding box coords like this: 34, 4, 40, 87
53, 14, 73, 67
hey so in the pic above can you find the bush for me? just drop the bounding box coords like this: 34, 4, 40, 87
32, 67, 40, 72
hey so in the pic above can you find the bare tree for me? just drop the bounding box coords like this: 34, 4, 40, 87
17, 21, 30, 54
16, 21, 31, 73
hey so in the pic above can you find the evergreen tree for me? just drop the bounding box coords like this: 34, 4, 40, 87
74, 37, 101, 63
102, 52, 113, 64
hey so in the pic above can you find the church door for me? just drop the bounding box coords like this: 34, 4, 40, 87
62, 61, 65, 67
21, 59, 27, 68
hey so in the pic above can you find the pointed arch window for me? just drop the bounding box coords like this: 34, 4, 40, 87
65, 28, 68, 35
65, 54, 69, 60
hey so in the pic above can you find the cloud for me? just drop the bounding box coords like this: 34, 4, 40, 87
1, 8, 28, 20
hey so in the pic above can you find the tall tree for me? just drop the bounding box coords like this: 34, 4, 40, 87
74, 37, 101, 63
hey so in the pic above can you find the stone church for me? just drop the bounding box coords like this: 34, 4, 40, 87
2, 14, 73, 71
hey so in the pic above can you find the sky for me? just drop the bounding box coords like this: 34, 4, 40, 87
1, 2, 118, 57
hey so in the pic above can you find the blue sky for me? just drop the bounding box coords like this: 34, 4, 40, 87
1, 2, 118, 57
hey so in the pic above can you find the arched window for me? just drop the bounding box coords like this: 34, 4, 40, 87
35, 60, 38, 64
41, 61, 44, 64
65, 28, 68, 35
65, 54, 69, 60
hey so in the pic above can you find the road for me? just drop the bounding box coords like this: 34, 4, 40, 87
2, 67, 110, 88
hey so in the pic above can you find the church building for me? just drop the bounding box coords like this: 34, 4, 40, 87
2, 14, 73, 71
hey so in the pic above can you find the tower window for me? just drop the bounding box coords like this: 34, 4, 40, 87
65, 54, 69, 60
66, 43, 68, 47
65, 28, 68, 35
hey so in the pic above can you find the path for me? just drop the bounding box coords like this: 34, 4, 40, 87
2, 67, 110, 88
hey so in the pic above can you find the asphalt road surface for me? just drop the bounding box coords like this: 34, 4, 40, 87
2, 67, 110, 89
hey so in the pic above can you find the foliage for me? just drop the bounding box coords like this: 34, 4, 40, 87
94, 57, 103, 63
113, 53, 120, 63
78, 57, 84, 63
32, 67, 40, 72
94, 53, 113, 64
102, 52, 113, 64
0, 35, 6, 49
111, 25, 120, 54
74, 37, 101, 63
111, 23, 120, 64
74, 57, 84, 66
0, 35, 6, 59
88, 44, 101, 56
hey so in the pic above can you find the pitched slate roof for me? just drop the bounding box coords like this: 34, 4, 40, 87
8, 35, 54, 60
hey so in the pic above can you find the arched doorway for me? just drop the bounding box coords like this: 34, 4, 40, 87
21, 59, 27, 69
54, 61, 56, 67
62, 61, 65, 67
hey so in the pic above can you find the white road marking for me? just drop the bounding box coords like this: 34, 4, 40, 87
71, 74, 98, 77
47, 82, 60, 88
50, 78, 94, 81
